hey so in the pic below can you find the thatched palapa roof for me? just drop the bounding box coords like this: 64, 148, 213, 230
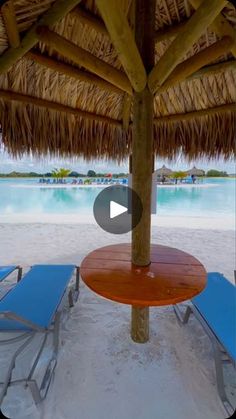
0, 0, 236, 161
186, 166, 205, 176
155, 165, 173, 176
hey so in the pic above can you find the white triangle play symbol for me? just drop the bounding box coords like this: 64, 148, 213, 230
110, 201, 127, 219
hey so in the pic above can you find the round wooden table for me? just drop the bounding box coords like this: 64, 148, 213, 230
80, 243, 207, 307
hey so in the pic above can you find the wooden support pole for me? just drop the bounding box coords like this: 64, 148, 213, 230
96, 0, 146, 92
122, 94, 132, 130
189, 0, 236, 57
158, 36, 234, 93
154, 103, 236, 124
0, 0, 82, 74
37, 27, 132, 95
148, 0, 228, 94
0, 89, 122, 126
26, 50, 122, 95
131, 0, 155, 343
1, 0, 20, 48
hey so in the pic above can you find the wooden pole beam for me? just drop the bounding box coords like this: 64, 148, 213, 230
148, 0, 228, 94
158, 36, 234, 94
0, 89, 121, 126
122, 1, 135, 130
71, 6, 108, 36
155, 20, 187, 43
189, 0, 236, 57
0, 0, 82, 74
187, 59, 236, 81
71, 5, 188, 47
1, 0, 20, 48
37, 27, 132, 95
131, 0, 155, 344
96, 0, 146, 92
154, 103, 236, 124
26, 50, 122, 95
122, 93, 132, 130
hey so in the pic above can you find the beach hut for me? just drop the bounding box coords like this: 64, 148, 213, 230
155, 165, 173, 176
187, 166, 205, 176
0, 0, 235, 343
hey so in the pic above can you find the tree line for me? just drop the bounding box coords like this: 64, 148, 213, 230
0, 169, 231, 178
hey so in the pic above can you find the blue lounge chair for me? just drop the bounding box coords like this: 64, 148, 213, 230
0, 266, 22, 283
0, 264, 79, 405
174, 272, 236, 415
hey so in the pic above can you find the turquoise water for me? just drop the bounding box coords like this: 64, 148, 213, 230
0, 177, 235, 218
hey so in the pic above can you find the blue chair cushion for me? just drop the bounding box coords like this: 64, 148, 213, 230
0, 265, 75, 331
192, 272, 236, 361
0, 266, 17, 282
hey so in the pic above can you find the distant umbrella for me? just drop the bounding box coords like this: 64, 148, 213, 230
186, 166, 205, 176
155, 165, 173, 176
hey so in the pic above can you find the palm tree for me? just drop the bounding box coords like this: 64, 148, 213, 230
172, 171, 187, 184
51, 168, 71, 183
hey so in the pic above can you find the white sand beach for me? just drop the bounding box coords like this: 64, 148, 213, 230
0, 222, 235, 419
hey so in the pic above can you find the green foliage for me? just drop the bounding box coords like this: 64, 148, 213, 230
84, 178, 92, 184
0, 171, 41, 177
87, 170, 96, 177
68, 171, 86, 178
172, 171, 187, 179
51, 168, 71, 179
206, 170, 228, 177
0, 169, 129, 178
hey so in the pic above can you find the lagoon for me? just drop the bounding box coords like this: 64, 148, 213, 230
0, 178, 234, 225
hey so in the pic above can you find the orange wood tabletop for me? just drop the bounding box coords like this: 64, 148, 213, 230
80, 244, 207, 307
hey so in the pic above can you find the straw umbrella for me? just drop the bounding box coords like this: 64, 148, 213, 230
0, 0, 235, 342
187, 166, 205, 176
155, 165, 173, 177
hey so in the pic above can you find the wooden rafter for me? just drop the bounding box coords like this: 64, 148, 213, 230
148, 0, 228, 94
96, 0, 146, 92
1, 0, 20, 48
187, 60, 236, 81
71, 6, 108, 36
26, 50, 122, 95
154, 103, 236, 123
155, 20, 187, 43
72, 2, 133, 37
0, 89, 121, 126
189, 0, 236, 57
72, 5, 187, 47
158, 36, 234, 94
0, 0, 82, 74
37, 27, 132, 94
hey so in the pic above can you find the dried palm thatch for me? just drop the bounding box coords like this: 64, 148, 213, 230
0, 0, 235, 161
155, 165, 173, 175
186, 166, 205, 176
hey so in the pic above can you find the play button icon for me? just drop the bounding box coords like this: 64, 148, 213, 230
110, 201, 127, 218
93, 185, 143, 234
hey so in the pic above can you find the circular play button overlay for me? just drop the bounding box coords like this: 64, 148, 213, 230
93, 185, 143, 234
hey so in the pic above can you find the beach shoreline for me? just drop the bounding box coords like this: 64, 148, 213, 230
0, 213, 234, 230
0, 222, 235, 419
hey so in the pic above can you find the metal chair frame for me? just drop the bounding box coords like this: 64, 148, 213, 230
0, 266, 80, 406
174, 301, 236, 416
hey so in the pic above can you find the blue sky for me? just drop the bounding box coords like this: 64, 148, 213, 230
0, 149, 235, 174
